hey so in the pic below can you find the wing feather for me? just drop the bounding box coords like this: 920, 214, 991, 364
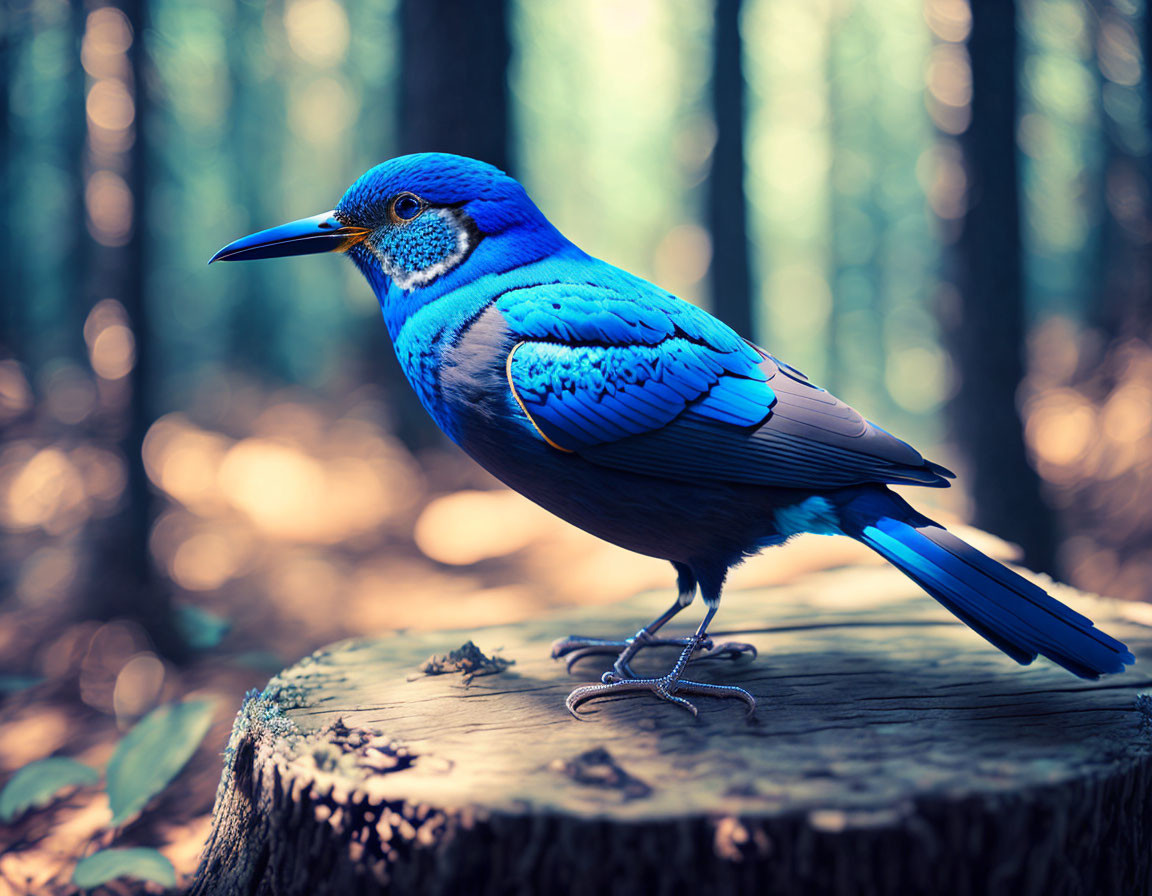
499, 278, 951, 489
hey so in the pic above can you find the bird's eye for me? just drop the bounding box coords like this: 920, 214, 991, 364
390, 193, 424, 223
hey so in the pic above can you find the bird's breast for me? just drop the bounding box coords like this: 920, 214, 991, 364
387, 295, 524, 448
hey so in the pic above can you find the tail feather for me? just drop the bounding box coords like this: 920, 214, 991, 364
840, 490, 1134, 679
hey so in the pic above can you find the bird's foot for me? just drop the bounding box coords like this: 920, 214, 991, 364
551, 630, 756, 678
565, 670, 757, 720
552, 629, 693, 677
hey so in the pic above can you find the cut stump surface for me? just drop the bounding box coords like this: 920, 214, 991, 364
193, 562, 1152, 896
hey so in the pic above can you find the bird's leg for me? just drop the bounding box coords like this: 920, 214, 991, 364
565, 604, 757, 719
552, 597, 693, 678
551, 563, 756, 677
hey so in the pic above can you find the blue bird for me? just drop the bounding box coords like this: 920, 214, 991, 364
212, 153, 1134, 717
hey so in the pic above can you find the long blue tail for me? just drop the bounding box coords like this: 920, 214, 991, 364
838, 489, 1135, 679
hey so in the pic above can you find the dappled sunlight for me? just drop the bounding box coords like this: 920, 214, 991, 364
0, 361, 33, 423
284, 0, 350, 67
143, 418, 233, 515
81, 6, 134, 160
1024, 321, 1152, 602
85, 169, 133, 248
0, 438, 124, 540
1025, 388, 1099, 476
258, 549, 349, 629
79, 621, 152, 715
167, 528, 255, 593
41, 365, 99, 427
84, 300, 136, 382
728, 535, 876, 592
0, 443, 122, 536
15, 547, 81, 609
0, 707, 73, 770
112, 652, 166, 724
414, 489, 558, 565
220, 439, 347, 541
1, 447, 87, 533
144, 405, 423, 546
926, 41, 972, 134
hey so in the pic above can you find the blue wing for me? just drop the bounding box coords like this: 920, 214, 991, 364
500, 277, 952, 490
500, 281, 775, 449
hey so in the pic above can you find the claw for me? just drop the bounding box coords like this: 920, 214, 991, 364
565, 675, 757, 719
551, 635, 625, 660
558, 597, 756, 719
561, 646, 610, 675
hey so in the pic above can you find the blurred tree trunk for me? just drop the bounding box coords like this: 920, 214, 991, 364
707, 0, 753, 339
87, 0, 186, 660
945, 0, 1056, 573
68, 0, 90, 364
825, 15, 846, 395
1146, 0, 1152, 160
1089, 0, 1152, 342
225, 0, 285, 379
398, 0, 511, 172
376, 0, 511, 450
824, 7, 884, 406
0, 3, 16, 358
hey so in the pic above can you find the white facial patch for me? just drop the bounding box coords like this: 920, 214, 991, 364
365, 207, 473, 291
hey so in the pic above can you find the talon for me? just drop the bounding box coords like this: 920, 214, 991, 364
665, 693, 699, 718
553, 609, 760, 715
564, 674, 756, 719
564, 648, 604, 675
552, 636, 616, 660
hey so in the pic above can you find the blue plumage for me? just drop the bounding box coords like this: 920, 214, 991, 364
839, 488, 1132, 678
212, 153, 1134, 716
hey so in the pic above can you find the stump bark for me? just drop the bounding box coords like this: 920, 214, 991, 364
192, 562, 1152, 896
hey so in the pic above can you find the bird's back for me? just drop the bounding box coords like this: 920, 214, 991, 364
419, 247, 952, 495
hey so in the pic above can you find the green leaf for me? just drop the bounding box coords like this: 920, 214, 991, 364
174, 603, 230, 650
106, 700, 215, 826
0, 674, 44, 693
0, 757, 100, 822
72, 848, 176, 890
232, 650, 285, 672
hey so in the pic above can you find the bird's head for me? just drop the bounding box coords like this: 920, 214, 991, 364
211, 153, 567, 298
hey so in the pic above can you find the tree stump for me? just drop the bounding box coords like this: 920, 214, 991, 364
193, 562, 1152, 896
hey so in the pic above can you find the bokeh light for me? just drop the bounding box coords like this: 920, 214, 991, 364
86, 78, 134, 132
414, 490, 554, 565
284, 0, 350, 67
85, 170, 133, 246
85, 299, 136, 381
